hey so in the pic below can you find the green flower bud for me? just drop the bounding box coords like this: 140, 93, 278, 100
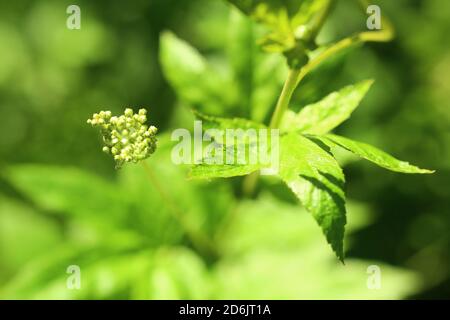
88, 108, 158, 169
124, 108, 133, 117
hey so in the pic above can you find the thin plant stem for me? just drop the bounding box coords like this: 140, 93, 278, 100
242, 68, 301, 197
295, 1, 394, 86
141, 161, 217, 258
242, 171, 260, 197
269, 68, 303, 129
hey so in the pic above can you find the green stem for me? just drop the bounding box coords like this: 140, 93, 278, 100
295, 1, 395, 86
269, 68, 302, 129
242, 68, 301, 197
141, 162, 217, 258
242, 171, 259, 197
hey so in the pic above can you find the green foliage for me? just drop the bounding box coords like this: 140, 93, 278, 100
5, 136, 234, 244
190, 161, 262, 180
5, 165, 128, 222
160, 31, 231, 116
226, 0, 329, 53
0, 197, 62, 273
128, 0, 435, 269
228, 8, 285, 121
185, 80, 433, 260
281, 80, 374, 134
278, 133, 346, 260
0, 182, 420, 299
320, 134, 435, 174
1, 0, 445, 300
160, 12, 287, 120
117, 135, 236, 241
213, 193, 420, 299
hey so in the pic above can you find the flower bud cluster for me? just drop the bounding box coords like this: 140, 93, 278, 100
87, 108, 157, 169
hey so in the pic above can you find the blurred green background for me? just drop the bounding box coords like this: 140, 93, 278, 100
0, 0, 449, 299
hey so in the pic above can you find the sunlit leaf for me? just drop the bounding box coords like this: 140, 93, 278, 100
322, 134, 435, 174
281, 80, 374, 134
278, 133, 346, 261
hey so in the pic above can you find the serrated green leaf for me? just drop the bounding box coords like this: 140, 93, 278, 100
281, 80, 374, 134
278, 133, 346, 261
159, 31, 230, 115
321, 134, 435, 174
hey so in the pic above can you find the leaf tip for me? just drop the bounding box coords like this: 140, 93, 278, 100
160, 29, 174, 39
333, 245, 345, 264
360, 79, 375, 92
